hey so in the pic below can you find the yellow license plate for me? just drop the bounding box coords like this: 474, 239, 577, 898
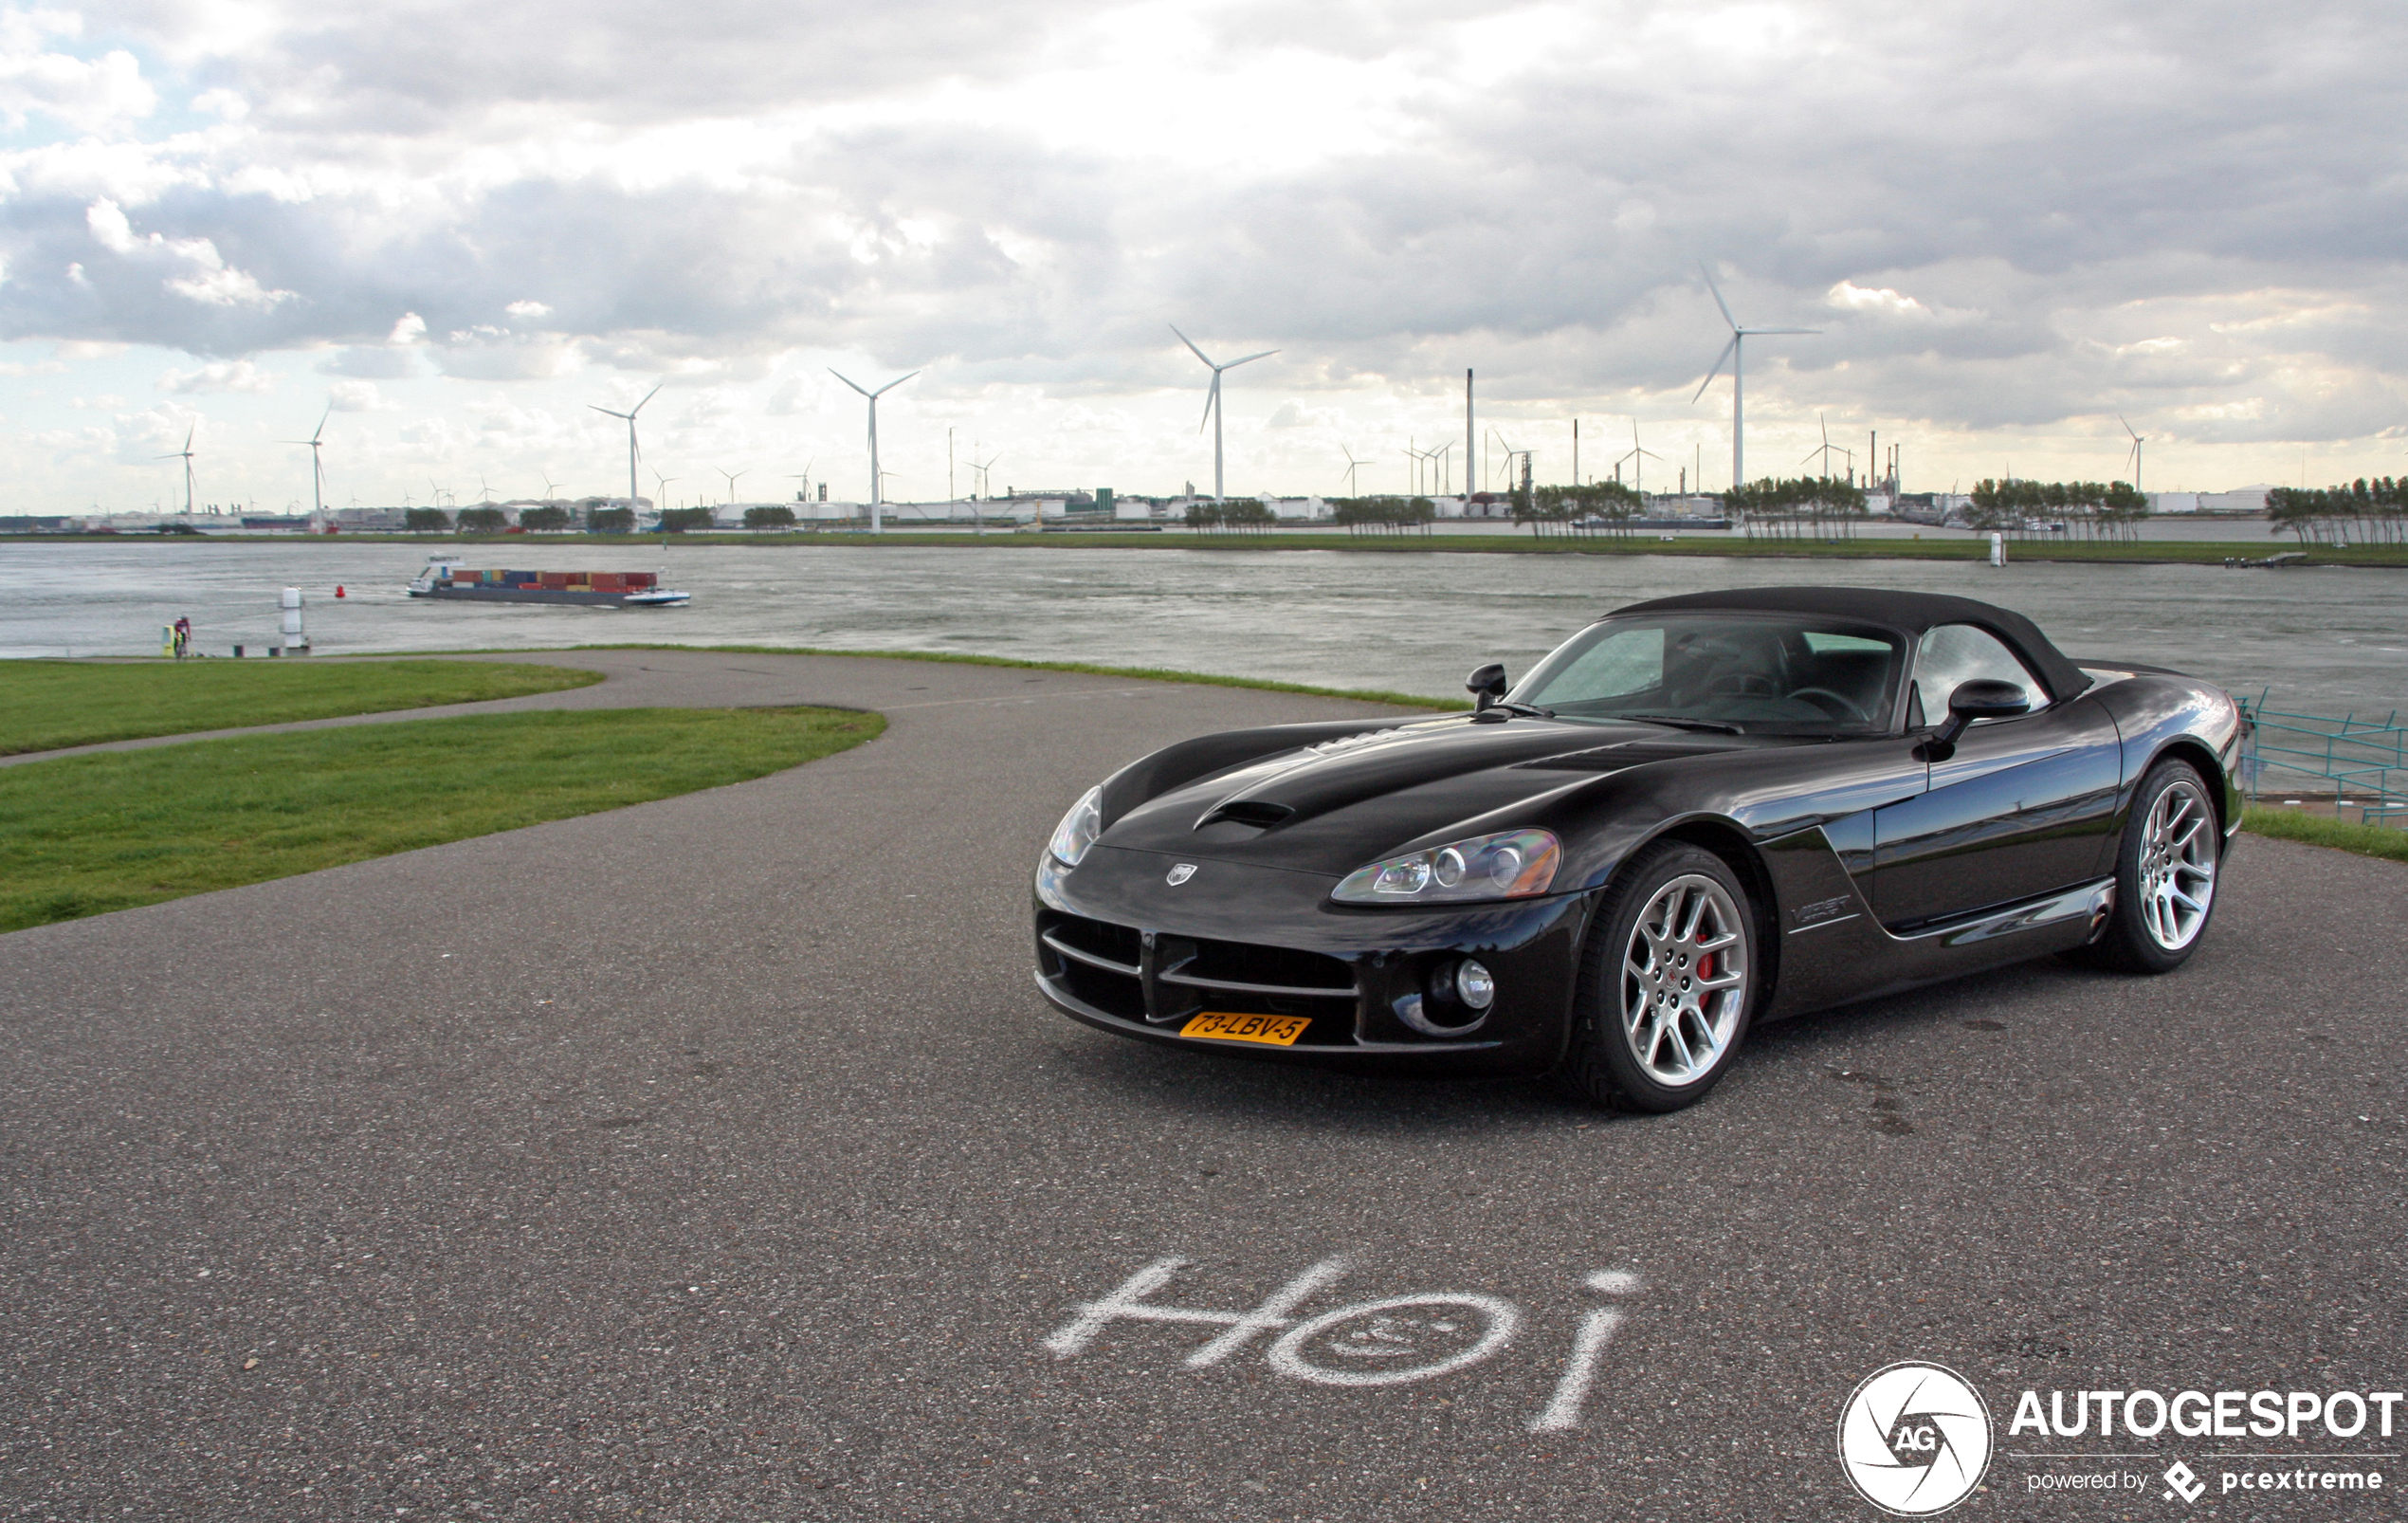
1178, 1011, 1312, 1046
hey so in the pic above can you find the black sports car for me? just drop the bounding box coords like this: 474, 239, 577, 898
1031, 587, 2243, 1111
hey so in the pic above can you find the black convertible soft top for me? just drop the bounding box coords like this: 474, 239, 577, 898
1612, 586, 2093, 703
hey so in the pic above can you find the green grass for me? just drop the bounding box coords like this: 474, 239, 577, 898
0, 706, 884, 932
0, 658, 604, 755
2239, 805, 2408, 864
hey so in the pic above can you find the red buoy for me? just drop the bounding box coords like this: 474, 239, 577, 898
335, 585, 345, 598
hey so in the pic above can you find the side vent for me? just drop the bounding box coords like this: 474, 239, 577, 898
1195, 798, 1296, 831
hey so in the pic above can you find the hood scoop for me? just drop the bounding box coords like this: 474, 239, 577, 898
1195, 798, 1296, 832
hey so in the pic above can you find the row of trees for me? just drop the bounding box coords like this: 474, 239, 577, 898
1511, 482, 1646, 537
1728, 477, 1869, 541
2266, 479, 2408, 544
1329, 497, 1438, 534
405, 503, 605, 533
1185, 498, 1279, 533
1965, 479, 2148, 541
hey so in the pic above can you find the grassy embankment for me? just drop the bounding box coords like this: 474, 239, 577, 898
22, 528, 2408, 567
2237, 805, 2408, 865
0, 706, 884, 932
0, 658, 602, 755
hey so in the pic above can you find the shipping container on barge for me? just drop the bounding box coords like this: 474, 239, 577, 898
406, 555, 690, 606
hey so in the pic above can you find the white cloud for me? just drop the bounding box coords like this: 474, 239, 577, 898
159, 358, 273, 393
504, 299, 552, 319
0, 21, 155, 136
325, 377, 392, 411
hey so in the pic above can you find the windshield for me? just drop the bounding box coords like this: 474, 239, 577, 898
1512, 613, 1907, 735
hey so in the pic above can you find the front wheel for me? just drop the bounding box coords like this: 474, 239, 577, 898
2080, 759, 2222, 974
1559, 842, 1760, 1113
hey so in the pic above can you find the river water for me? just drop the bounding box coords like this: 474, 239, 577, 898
3, 541, 2401, 718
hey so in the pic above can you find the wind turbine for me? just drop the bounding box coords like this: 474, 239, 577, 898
155, 426, 196, 516
1171, 324, 1276, 502
2121, 415, 2145, 494
541, 472, 559, 503
785, 457, 816, 505
1618, 420, 1666, 495
720, 467, 748, 505
590, 382, 663, 520
1799, 413, 1852, 481
830, 369, 918, 533
1338, 441, 1369, 496
277, 410, 329, 517
1692, 264, 1819, 490
653, 471, 679, 512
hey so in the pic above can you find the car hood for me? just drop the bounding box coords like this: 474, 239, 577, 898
1096, 714, 1766, 876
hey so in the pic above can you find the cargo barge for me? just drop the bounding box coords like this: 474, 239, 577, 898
407, 556, 689, 606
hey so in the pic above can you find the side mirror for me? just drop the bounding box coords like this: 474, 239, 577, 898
1466, 663, 1510, 712
1924, 678, 2031, 759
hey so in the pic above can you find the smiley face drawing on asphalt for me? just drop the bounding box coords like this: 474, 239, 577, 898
1317, 1310, 1476, 1362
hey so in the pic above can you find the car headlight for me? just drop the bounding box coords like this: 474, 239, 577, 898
1048, 785, 1104, 867
1331, 828, 1560, 904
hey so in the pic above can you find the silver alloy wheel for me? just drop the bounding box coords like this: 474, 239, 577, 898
1619, 873, 1749, 1087
2138, 778, 2217, 950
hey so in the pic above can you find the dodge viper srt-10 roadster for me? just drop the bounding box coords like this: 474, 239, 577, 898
1032, 586, 2243, 1111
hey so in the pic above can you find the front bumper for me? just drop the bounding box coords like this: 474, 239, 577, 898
1032, 844, 1591, 1077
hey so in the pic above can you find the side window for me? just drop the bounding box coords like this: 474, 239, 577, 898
1910, 624, 2046, 725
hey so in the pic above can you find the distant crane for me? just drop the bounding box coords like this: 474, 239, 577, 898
277, 410, 330, 517
1692, 264, 1819, 490
1171, 324, 1276, 503
155, 426, 197, 515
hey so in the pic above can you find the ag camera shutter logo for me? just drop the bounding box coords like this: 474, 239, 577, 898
1837, 1362, 1994, 1516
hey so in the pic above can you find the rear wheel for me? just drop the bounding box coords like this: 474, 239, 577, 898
1560, 842, 1759, 1113
2080, 759, 2221, 974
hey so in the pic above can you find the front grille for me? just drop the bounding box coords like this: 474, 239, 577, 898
1038, 911, 1359, 1043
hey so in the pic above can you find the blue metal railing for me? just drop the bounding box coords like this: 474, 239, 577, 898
2237, 691, 2408, 827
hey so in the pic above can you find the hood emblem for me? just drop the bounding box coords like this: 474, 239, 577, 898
1166, 863, 1197, 886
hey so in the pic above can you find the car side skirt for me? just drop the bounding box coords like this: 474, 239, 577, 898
1759, 820, 2113, 1019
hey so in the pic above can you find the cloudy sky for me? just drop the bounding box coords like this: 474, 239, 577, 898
1, 0, 2402, 512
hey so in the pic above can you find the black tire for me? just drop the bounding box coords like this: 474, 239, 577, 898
1559, 841, 1760, 1113
2077, 759, 2222, 974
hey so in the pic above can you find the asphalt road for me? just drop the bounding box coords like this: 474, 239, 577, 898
3, 650, 2400, 1522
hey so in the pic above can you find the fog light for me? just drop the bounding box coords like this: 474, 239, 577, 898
1456, 959, 1495, 1011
